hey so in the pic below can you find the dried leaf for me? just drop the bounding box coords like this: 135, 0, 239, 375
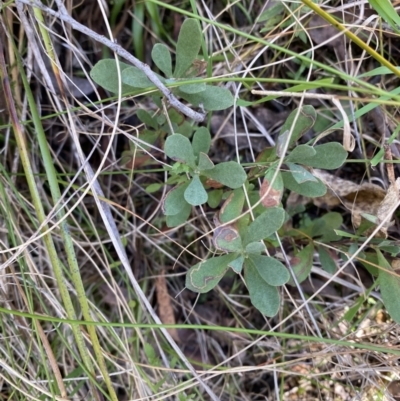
260, 168, 283, 207
375, 177, 400, 237
312, 169, 386, 230
156, 270, 179, 342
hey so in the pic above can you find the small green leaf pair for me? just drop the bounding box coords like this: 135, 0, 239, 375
186, 207, 289, 316
163, 129, 247, 227
267, 106, 348, 199
90, 19, 234, 112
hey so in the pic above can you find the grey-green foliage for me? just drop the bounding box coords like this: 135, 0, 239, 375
377, 249, 400, 324
162, 130, 247, 227
88, 17, 400, 322
185, 204, 289, 315
183, 104, 352, 318
90, 18, 234, 112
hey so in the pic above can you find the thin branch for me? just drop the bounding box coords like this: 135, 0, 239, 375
17, 0, 206, 122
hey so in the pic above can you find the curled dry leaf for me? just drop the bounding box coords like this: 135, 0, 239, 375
155, 270, 180, 342
259, 176, 283, 207
376, 177, 400, 237
312, 170, 400, 237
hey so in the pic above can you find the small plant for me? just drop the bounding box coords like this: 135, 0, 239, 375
183, 106, 348, 316
90, 18, 234, 111
90, 17, 400, 322
162, 128, 247, 227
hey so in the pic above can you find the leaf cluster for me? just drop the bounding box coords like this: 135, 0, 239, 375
90, 19, 234, 111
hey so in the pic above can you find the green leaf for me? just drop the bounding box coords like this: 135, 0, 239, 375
360, 251, 379, 276
179, 81, 206, 94
377, 249, 400, 323
277, 106, 316, 154
197, 153, 214, 171
146, 183, 162, 193
245, 242, 265, 255
213, 225, 242, 253
163, 183, 189, 215
137, 109, 158, 129
164, 134, 196, 167
377, 241, 400, 256
258, 1, 284, 22
318, 246, 336, 274
282, 171, 327, 197
184, 175, 208, 206
244, 207, 285, 244
247, 254, 290, 286
166, 201, 191, 227
122, 66, 161, 88
151, 43, 173, 77
286, 163, 317, 184
219, 188, 245, 223
186, 253, 238, 293
177, 86, 234, 111
368, 0, 400, 32
192, 127, 211, 158
90, 59, 133, 94
288, 244, 314, 285
228, 255, 244, 273
207, 189, 223, 208
303, 142, 348, 170
174, 18, 202, 78
358, 65, 400, 78
203, 161, 247, 189
286, 144, 316, 164
245, 262, 280, 317
311, 212, 343, 241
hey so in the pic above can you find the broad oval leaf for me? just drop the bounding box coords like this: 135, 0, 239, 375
244, 207, 285, 245
219, 188, 245, 223
152, 43, 173, 77
163, 183, 189, 215
247, 254, 290, 286
166, 201, 191, 227
203, 161, 247, 189
378, 249, 400, 323
245, 242, 265, 255
213, 224, 242, 252
245, 262, 280, 317
282, 171, 327, 197
192, 127, 211, 158
288, 243, 314, 285
137, 109, 158, 129
90, 59, 133, 94
229, 255, 245, 273
164, 134, 196, 167
207, 189, 223, 208
184, 175, 208, 206
121, 66, 157, 88
304, 142, 348, 169
318, 245, 337, 274
177, 85, 234, 111
277, 106, 316, 152
179, 81, 206, 94
186, 253, 239, 293
285, 144, 316, 164
174, 18, 202, 78
197, 153, 214, 171
286, 163, 318, 184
